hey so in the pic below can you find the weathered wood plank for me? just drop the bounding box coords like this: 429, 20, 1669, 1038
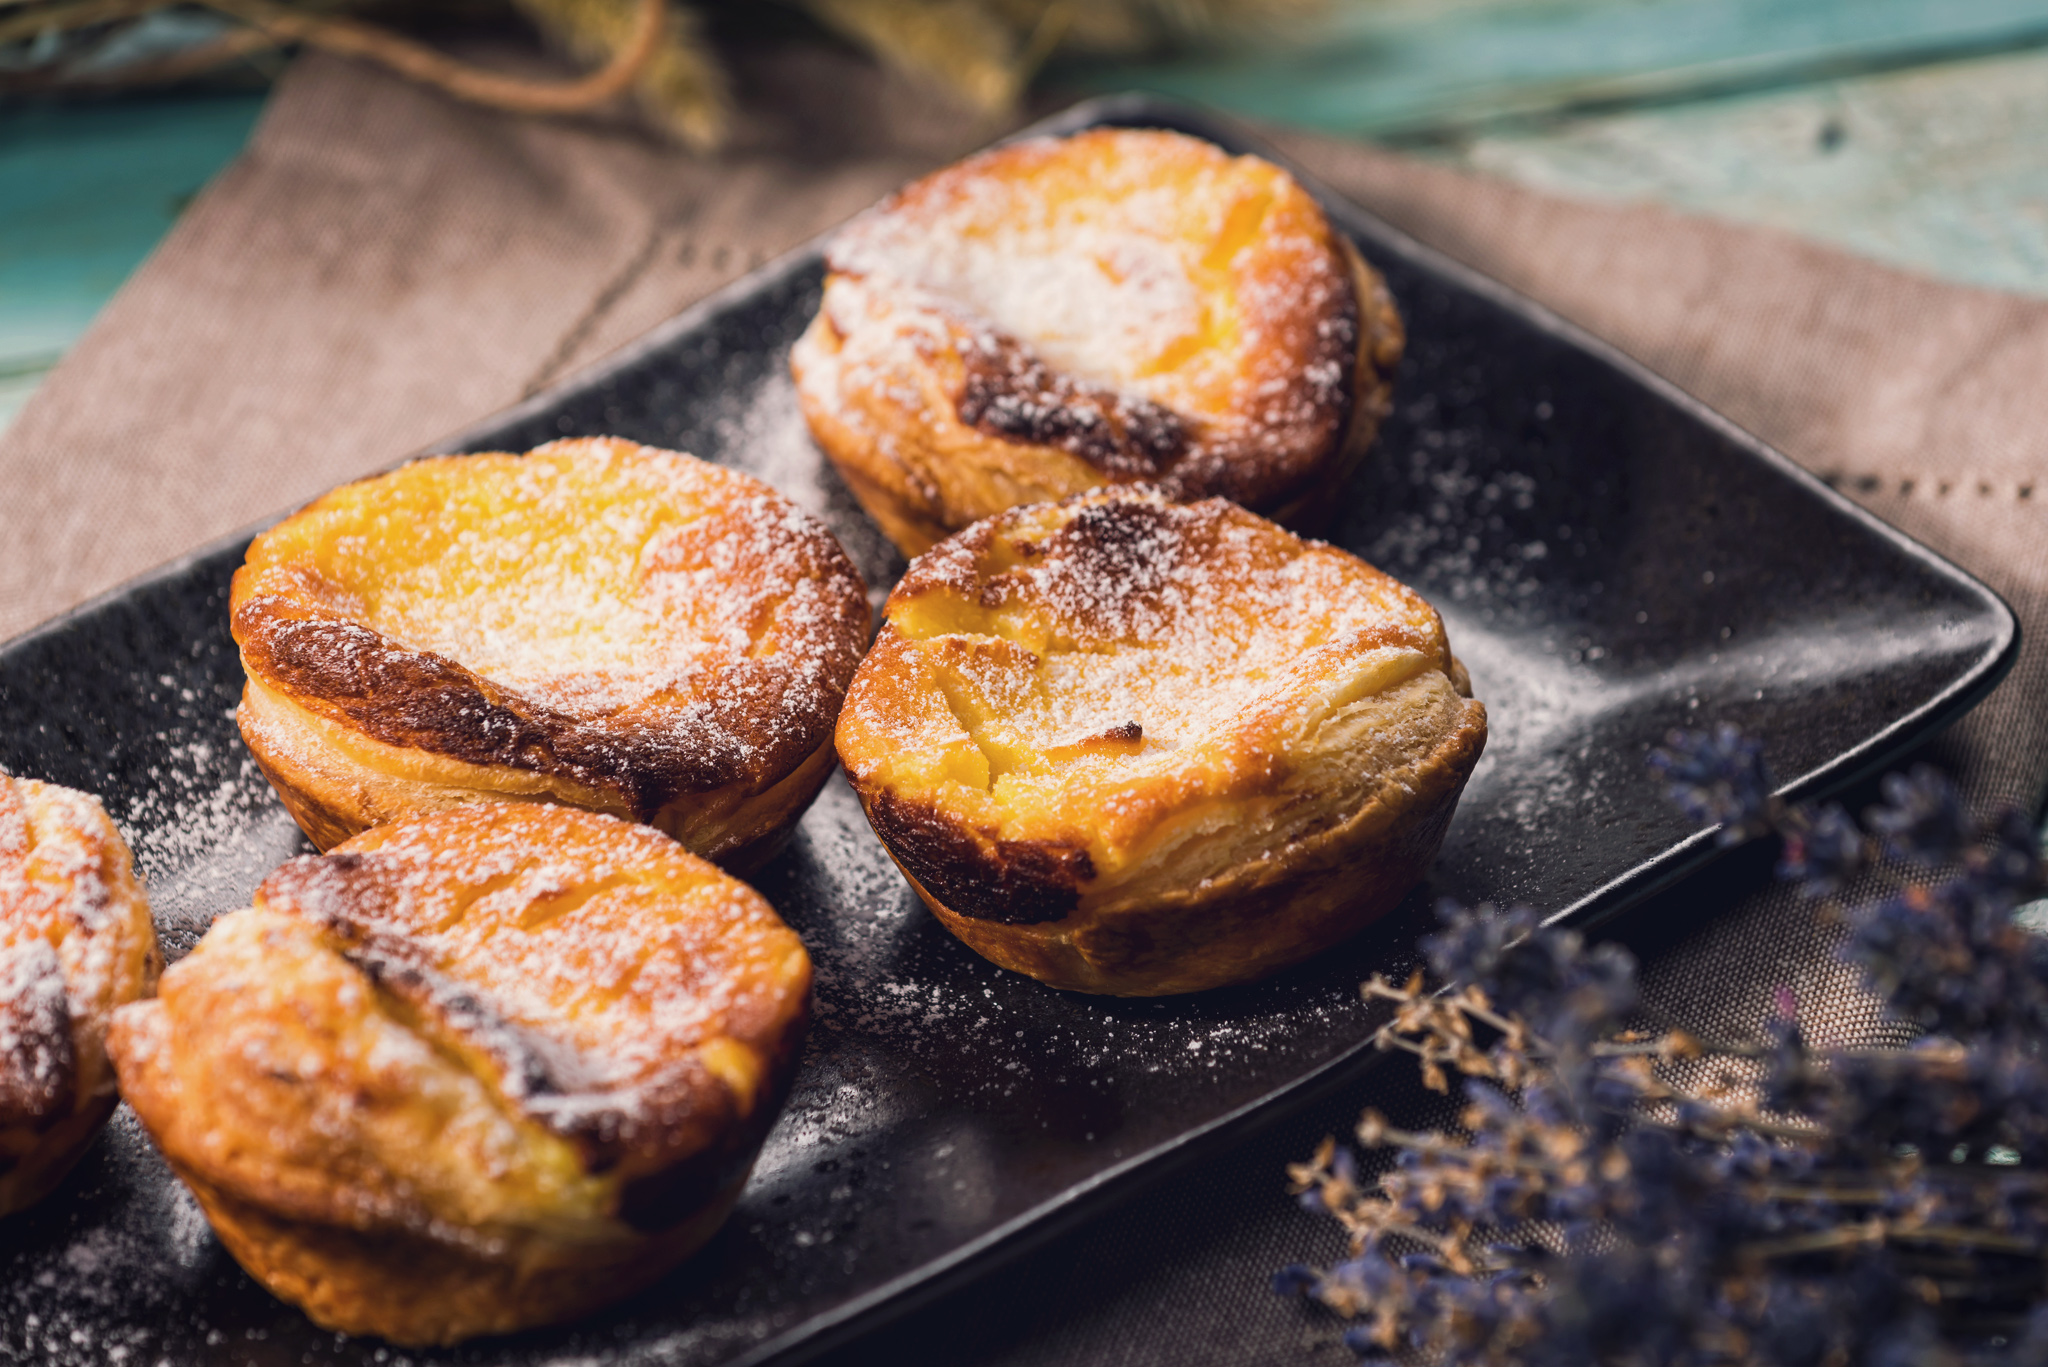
1057, 0, 2048, 140
1426, 46, 2048, 298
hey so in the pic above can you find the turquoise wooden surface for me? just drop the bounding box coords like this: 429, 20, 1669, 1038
1057, 0, 2048, 297
1427, 45, 2048, 299
1057, 0, 2048, 141
0, 92, 267, 428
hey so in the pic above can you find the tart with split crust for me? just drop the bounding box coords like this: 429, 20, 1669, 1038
790, 126, 1405, 557
834, 488, 1486, 996
107, 802, 811, 1345
1, 770, 160, 1216
230, 437, 870, 868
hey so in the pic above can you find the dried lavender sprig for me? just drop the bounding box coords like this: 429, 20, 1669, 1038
1278, 733, 2048, 1365
1776, 800, 1866, 896
1649, 724, 1775, 844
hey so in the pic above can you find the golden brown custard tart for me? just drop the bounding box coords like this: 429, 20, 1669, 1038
789, 127, 1404, 557
835, 489, 1485, 996
231, 437, 869, 867
108, 802, 811, 1345
0, 771, 160, 1216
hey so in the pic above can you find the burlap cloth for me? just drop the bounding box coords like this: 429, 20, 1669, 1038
7, 49, 2048, 1366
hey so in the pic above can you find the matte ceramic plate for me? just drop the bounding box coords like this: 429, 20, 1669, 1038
0, 97, 2015, 1367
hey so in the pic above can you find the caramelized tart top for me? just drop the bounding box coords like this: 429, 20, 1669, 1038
836, 489, 1466, 912
818, 128, 1361, 499
109, 803, 811, 1242
255, 805, 810, 1168
1, 773, 157, 1133
231, 438, 869, 816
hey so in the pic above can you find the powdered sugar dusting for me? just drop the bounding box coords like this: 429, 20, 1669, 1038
1, 775, 154, 1129
267, 439, 856, 720
0, 936, 69, 1115
803, 128, 1359, 498
867, 491, 1442, 764
831, 130, 1320, 405
122, 737, 304, 957
260, 805, 806, 1146
231, 438, 870, 809
842, 204, 1203, 391
703, 362, 906, 605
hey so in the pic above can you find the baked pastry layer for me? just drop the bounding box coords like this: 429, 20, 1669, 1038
790, 127, 1405, 556
835, 489, 1486, 995
108, 802, 811, 1345
0, 771, 160, 1216
231, 437, 869, 865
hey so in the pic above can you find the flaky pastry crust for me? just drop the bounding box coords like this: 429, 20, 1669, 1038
107, 803, 811, 1345
230, 437, 869, 868
835, 489, 1486, 995
790, 127, 1405, 557
0, 771, 160, 1215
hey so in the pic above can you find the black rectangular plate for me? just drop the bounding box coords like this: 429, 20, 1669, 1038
0, 96, 2016, 1367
